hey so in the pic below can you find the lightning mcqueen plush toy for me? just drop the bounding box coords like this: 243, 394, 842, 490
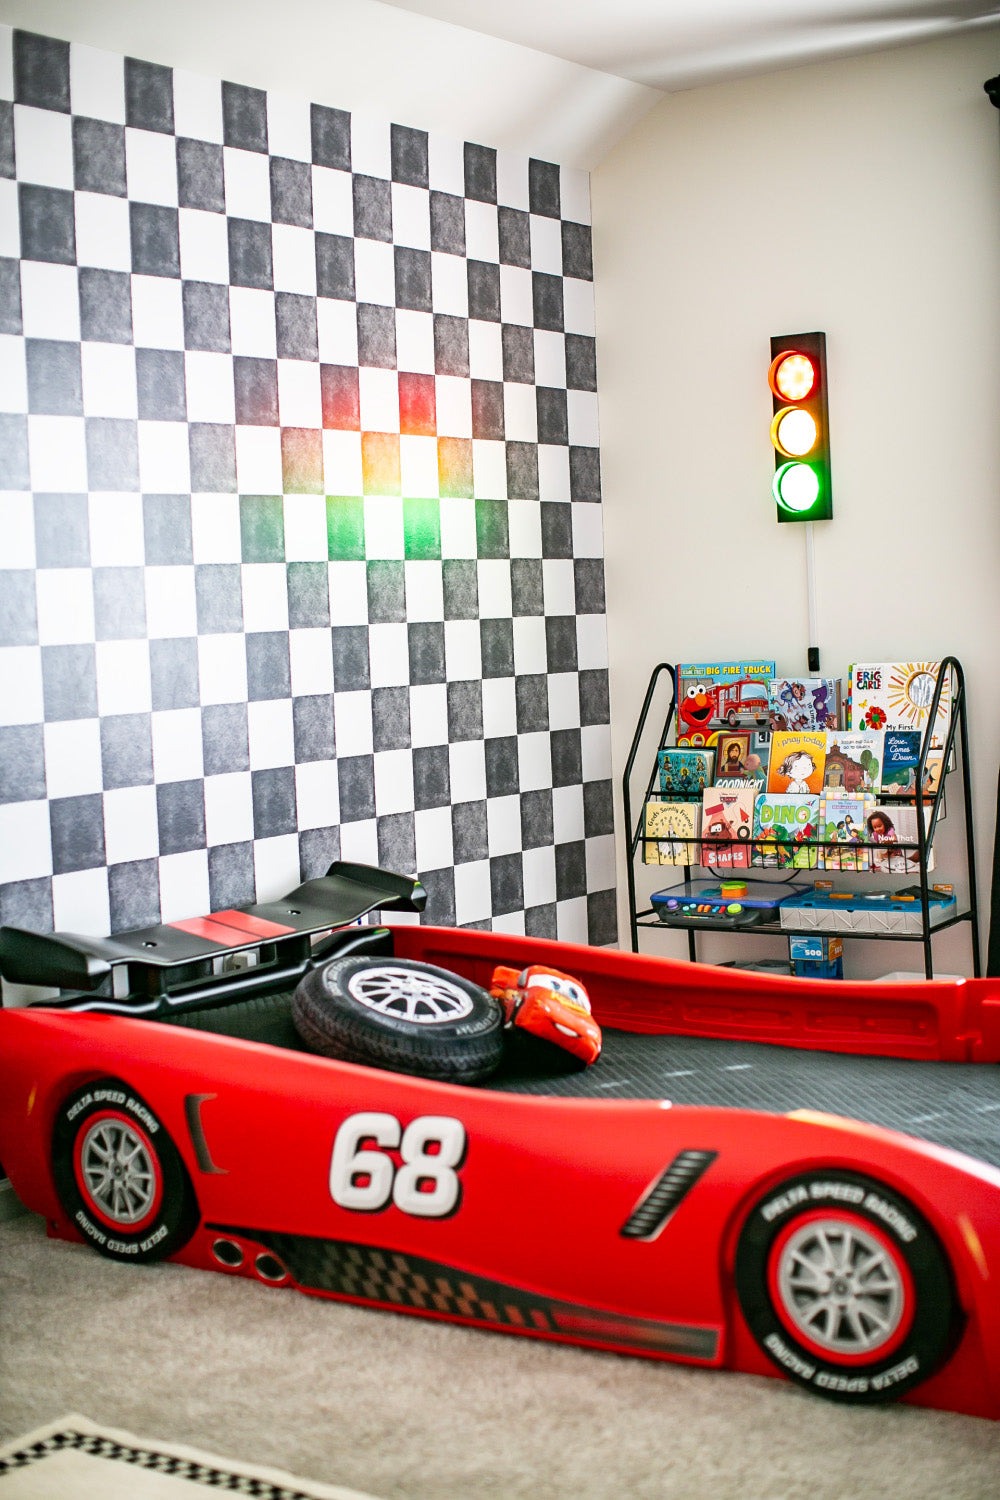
2, 862, 1000, 1421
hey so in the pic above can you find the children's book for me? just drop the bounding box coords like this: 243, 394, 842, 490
714, 730, 752, 781
643, 802, 701, 866
879, 729, 946, 800
752, 793, 820, 869
742, 731, 770, 789
847, 662, 952, 751
657, 747, 715, 802
768, 677, 842, 732
822, 731, 883, 795
675, 660, 775, 741
818, 794, 875, 871
766, 730, 826, 795
701, 785, 757, 869
864, 805, 936, 874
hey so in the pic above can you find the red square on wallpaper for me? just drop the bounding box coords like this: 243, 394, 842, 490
398, 372, 436, 437
321, 365, 361, 429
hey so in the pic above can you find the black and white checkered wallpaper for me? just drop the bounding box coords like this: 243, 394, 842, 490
0, 26, 617, 947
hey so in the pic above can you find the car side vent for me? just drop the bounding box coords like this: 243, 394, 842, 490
620, 1150, 718, 1241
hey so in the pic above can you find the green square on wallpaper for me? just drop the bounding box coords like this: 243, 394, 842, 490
403, 497, 441, 560
475, 498, 509, 559
326, 496, 366, 560
239, 495, 285, 561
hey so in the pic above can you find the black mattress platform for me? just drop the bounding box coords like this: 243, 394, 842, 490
492, 1030, 1000, 1169
164, 989, 1000, 1172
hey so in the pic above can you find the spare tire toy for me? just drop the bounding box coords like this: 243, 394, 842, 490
292, 957, 504, 1083
51, 1077, 199, 1264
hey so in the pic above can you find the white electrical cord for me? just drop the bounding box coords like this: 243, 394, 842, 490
804, 522, 819, 668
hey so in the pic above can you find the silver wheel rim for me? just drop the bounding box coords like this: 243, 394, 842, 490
79, 1118, 157, 1225
775, 1218, 906, 1356
347, 966, 475, 1025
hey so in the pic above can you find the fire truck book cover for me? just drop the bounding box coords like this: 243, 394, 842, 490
847, 662, 952, 750
766, 730, 827, 796
700, 785, 757, 870
822, 731, 884, 795
674, 660, 775, 741
656, 747, 716, 801
643, 801, 702, 866
767, 677, 842, 732
818, 794, 876, 871
865, 804, 936, 874
752, 793, 820, 869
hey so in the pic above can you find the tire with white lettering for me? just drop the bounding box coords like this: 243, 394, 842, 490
734, 1170, 960, 1404
292, 957, 504, 1083
51, 1078, 198, 1264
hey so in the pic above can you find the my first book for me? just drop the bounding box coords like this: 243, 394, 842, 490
847, 662, 951, 751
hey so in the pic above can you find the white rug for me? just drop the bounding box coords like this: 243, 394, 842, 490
0, 1415, 385, 1500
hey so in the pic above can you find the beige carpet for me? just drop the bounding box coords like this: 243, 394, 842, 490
2, 1213, 1000, 1500
0, 1413, 384, 1499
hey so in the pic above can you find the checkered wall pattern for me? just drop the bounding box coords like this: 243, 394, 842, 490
0, 27, 617, 948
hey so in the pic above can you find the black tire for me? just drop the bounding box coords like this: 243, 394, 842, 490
292, 957, 504, 1083
51, 1078, 199, 1264
734, 1170, 960, 1404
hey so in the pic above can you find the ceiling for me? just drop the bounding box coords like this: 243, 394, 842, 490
377, 0, 1000, 92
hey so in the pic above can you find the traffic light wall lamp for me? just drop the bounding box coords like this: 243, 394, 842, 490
769, 330, 832, 524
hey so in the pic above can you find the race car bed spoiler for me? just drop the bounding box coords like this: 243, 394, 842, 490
0, 862, 425, 1016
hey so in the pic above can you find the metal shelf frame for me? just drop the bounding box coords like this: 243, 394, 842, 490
622, 657, 981, 979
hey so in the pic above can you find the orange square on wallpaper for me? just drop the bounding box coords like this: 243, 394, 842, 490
438, 436, 473, 498
362, 431, 401, 495
398, 373, 436, 436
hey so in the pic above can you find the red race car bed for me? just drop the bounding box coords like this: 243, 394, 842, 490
1, 861, 1000, 1421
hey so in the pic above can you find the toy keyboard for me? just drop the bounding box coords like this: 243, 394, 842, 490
650, 880, 795, 930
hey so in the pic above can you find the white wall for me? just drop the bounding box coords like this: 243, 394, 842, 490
593, 32, 1000, 976
0, 0, 659, 168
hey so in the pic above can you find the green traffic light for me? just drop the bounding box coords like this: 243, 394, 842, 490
773, 461, 821, 515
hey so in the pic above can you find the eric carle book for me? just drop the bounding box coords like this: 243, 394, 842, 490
766, 730, 826, 796
675, 659, 775, 742
752, 793, 820, 869
700, 785, 756, 869
643, 801, 701, 866
848, 662, 951, 751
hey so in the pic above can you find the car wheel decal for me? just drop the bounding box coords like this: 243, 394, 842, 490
51, 1078, 199, 1264
73, 1112, 163, 1233
735, 1170, 960, 1403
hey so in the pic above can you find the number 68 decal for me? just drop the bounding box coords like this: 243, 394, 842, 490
329, 1112, 467, 1219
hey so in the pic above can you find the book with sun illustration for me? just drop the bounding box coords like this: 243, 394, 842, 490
700, 785, 756, 870
847, 662, 952, 753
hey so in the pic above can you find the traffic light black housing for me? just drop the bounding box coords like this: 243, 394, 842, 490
769, 330, 832, 523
